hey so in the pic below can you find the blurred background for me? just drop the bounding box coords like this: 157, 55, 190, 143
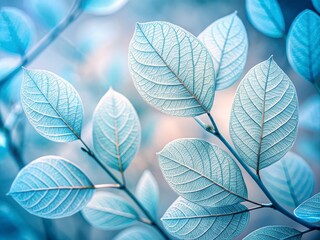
0, 0, 319, 239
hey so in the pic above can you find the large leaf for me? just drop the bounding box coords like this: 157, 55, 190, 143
246, 0, 285, 38
80, 0, 128, 15
0, 7, 35, 55
287, 10, 320, 86
161, 197, 249, 240
299, 95, 320, 132
262, 152, 314, 208
82, 192, 138, 230
93, 89, 141, 171
244, 226, 302, 240
198, 12, 248, 90
114, 227, 163, 240
158, 138, 247, 207
294, 193, 320, 222
8, 156, 94, 219
230, 57, 298, 171
21, 69, 84, 142
313, 0, 320, 13
129, 21, 215, 117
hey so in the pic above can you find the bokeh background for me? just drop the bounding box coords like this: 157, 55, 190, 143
0, 0, 319, 239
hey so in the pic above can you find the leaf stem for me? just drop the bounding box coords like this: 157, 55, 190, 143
94, 183, 120, 189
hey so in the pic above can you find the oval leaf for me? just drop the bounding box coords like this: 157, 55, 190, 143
246, 0, 285, 38
287, 10, 320, 84
199, 12, 248, 90
21, 68, 84, 142
244, 226, 302, 240
299, 95, 320, 132
129, 21, 215, 117
80, 0, 128, 15
114, 227, 163, 240
8, 156, 94, 219
230, 57, 298, 171
294, 193, 320, 222
93, 89, 141, 171
262, 152, 314, 208
0, 7, 36, 55
158, 138, 248, 207
161, 197, 249, 240
313, 0, 320, 13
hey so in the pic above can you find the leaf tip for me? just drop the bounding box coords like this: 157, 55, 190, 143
233, 10, 238, 15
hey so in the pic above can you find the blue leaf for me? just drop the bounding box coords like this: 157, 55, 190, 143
230, 57, 298, 171
299, 95, 320, 132
114, 227, 163, 240
80, 0, 128, 15
287, 10, 320, 84
82, 192, 139, 230
8, 156, 94, 219
161, 197, 249, 240
246, 0, 285, 38
262, 152, 314, 208
312, 0, 320, 14
129, 21, 215, 117
158, 138, 247, 207
0, 7, 36, 55
93, 89, 141, 171
136, 170, 159, 219
243, 226, 302, 240
199, 12, 248, 90
21, 68, 84, 142
294, 193, 320, 222
0, 130, 9, 161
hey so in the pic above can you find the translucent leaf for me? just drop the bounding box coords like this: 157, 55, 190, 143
80, 0, 128, 15
8, 156, 94, 219
299, 95, 320, 132
313, 0, 320, 13
246, 0, 285, 38
230, 57, 298, 171
161, 197, 249, 240
287, 10, 320, 84
93, 89, 141, 171
294, 193, 320, 222
114, 227, 163, 240
158, 138, 247, 207
262, 152, 314, 208
21, 68, 84, 142
82, 192, 138, 230
0, 7, 36, 55
244, 226, 302, 240
198, 12, 248, 90
136, 170, 159, 219
129, 21, 215, 117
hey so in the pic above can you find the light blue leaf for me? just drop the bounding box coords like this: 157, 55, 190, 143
262, 152, 314, 208
93, 89, 141, 171
8, 156, 94, 219
80, 0, 128, 15
313, 0, 320, 13
0, 7, 36, 55
129, 21, 215, 117
114, 227, 163, 240
243, 226, 302, 240
21, 68, 84, 142
0, 130, 9, 161
158, 138, 247, 207
287, 10, 320, 84
136, 170, 159, 219
246, 0, 285, 38
198, 12, 248, 90
82, 192, 139, 230
161, 197, 249, 240
230, 57, 298, 171
299, 95, 320, 132
294, 193, 320, 222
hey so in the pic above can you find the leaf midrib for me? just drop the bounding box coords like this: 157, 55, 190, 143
9, 185, 94, 195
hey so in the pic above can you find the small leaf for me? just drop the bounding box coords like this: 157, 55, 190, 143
129, 21, 215, 117
246, 0, 285, 38
114, 227, 163, 240
82, 192, 139, 230
21, 68, 84, 142
0, 7, 36, 55
8, 156, 94, 219
230, 57, 298, 171
287, 10, 320, 85
262, 152, 314, 208
199, 11, 248, 90
313, 0, 320, 13
158, 138, 247, 207
161, 197, 249, 240
299, 95, 320, 132
294, 193, 320, 222
93, 89, 141, 171
243, 226, 302, 240
80, 0, 128, 15
136, 170, 159, 219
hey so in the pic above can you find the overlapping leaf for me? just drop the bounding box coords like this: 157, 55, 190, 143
244, 226, 302, 240
129, 21, 215, 117
80, 0, 128, 15
313, 0, 320, 13
299, 95, 320, 132
114, 227, 163, 240
294, 193, 320, 222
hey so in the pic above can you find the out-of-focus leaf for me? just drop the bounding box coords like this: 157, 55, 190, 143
297, 134, 320, 163
243, 226, 302, 240
294, 193, 320, 222
80, 0, 128, 15
199, 12, 248, 90
230, 57, 298, 171
313, 0, 320, 13
299, 95, 320, 132
8, 156, 94, 219
0, 130, 8, 161
129, 21, 215, 117
114, 227, 163, 240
